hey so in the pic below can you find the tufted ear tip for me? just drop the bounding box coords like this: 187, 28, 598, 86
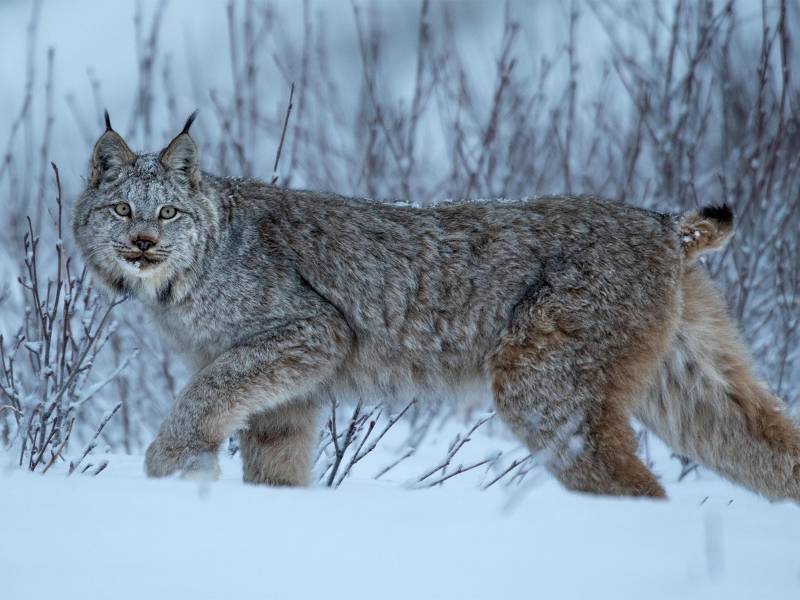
89, 113, 134, 186
159, 114, 201, 188
181, 110, 199, 136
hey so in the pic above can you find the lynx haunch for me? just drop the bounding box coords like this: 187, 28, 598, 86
72, 113, 800, 501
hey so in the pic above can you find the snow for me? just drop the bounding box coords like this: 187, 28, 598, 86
2, 437, 799, 600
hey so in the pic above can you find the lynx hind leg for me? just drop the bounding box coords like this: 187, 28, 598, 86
491, 348, 665, 498
240, 397, 319, 487
490, 290, 673, 498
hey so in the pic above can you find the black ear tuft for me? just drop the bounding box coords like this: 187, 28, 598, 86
104, 109, 113, 132
159, 116, 201, 188
699, 203, 733, 225
181, 110, 199, 135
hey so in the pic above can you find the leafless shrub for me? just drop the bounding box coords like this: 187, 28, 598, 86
0, 165, 129, 473
481, 454, 536, 490
316, 398, 416, 488
413, 412, 500, 488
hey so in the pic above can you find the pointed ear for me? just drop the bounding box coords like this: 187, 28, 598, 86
89, 110, 135, 186
159, 111, 201, 188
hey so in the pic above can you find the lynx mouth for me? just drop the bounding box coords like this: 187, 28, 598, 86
118, 252, 163, 272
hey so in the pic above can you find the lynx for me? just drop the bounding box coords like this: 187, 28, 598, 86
72, 113, 800, 501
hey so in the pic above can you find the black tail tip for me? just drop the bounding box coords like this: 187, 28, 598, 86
699, 203, 733, 225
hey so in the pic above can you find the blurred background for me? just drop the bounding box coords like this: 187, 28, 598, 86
0, 0, 797, 476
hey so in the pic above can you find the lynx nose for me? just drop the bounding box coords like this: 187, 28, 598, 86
132, 234, 158, 252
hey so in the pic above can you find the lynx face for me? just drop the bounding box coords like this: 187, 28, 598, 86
73, 113, 214, 302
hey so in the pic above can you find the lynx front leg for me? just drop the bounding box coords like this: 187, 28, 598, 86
145, 311, 350, 479
240, 397, 319, 487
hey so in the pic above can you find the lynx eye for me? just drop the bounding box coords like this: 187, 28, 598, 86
113, 202, 131, 217
159, 205, 177, 220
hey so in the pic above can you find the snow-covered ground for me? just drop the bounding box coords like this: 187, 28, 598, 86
2, 432, 798, 600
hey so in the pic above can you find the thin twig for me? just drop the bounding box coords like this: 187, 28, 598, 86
271, 82, 294, 184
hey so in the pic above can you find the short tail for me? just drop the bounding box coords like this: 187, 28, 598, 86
678, 204, 734, 263
636, 268, 800, 502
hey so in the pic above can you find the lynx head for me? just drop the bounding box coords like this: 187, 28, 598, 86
72, 111, 218, 303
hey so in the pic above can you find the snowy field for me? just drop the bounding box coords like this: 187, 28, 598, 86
2, 431, 799, 600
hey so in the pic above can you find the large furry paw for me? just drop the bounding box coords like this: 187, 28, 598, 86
144, 437, 221, 480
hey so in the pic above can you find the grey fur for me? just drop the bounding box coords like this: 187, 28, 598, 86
72, 118, 800, 500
